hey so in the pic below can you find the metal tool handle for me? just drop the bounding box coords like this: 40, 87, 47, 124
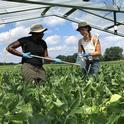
81, 45, 86, 53
31, 54, 80, 66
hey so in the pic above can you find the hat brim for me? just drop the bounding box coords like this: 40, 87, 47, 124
29, 28, 47, 34
76, 25, 91, 31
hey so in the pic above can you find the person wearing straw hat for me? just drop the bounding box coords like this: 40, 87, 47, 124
6, 24, 61, 84
76, 22, 101, 78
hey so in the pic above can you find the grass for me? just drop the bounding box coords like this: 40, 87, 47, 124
0, 60, 124, 73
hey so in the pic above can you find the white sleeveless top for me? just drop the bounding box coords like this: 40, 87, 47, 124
78, 35, 99, 59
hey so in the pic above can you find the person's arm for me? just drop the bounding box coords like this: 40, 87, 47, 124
44, 49, 49, 57
78, 39, 82, 53
91, 36, 101, 57
6, 40, 23, 57
43, 49, 62, 63
43, 48, 52, 63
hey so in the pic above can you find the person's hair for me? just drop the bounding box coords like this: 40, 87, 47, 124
79, 26, 91, 32
86, 26, 91, 32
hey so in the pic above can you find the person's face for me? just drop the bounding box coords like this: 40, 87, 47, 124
78, 27, 89, 37
32, 32, 44, 39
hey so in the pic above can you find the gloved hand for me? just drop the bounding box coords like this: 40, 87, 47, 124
53, 58, 62, 63
22, 52, 31, 59
82, 53, 91, 57
77, 52, 82, 58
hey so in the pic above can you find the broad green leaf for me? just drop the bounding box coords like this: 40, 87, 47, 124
107, 94, 122, 104
53, 98, 63, 107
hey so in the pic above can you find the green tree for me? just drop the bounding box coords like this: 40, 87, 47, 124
57, 53, 77, 63
104, 46, 123, 61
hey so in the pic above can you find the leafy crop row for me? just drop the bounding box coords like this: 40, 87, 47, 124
0, 63, 124, 124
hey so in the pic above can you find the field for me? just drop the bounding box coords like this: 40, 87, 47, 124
0, 61, 124, 124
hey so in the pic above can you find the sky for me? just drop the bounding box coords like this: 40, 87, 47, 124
0, 0, 124, 63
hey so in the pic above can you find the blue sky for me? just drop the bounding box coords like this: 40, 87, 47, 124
0, 0, 124, 63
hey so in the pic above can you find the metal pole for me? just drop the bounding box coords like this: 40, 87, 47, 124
113, 0, 118, 34
30, 54, 80, 66
113, 11, 117, 34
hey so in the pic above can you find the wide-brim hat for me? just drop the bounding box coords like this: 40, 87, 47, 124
76, 22, 91, 31
29, 24, 47, 34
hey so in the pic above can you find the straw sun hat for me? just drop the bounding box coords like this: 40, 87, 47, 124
76, 22, 91, 31
29, 24, 47, 34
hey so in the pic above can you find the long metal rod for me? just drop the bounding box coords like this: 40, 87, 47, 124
31, 54, 80, 66
104, 21, 124, 30
4, 0, 124, 12
41, 7, 50, 15
0, 13, 124, 37
1, 6, 123, 29
80, 9, 124, 27
45, 14, 124, 37
63, 8, 77, 17
0, 16, 42, 25
0, 6, 49, 15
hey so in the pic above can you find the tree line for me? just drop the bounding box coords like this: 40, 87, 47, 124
56, 46, 124, 62
0, 46, 123, 65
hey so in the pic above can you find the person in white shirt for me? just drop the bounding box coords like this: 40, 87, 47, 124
76, 22, 101, 78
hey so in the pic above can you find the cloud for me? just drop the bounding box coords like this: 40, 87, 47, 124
0, 48, 20, 63
104, 35, 123, 42
45, 35, 61, 45
48, 45, 77, 58
16, 18, 43, 28
16, 16, 65, 28
0, 26, 29, 46
43, 16, 65, 26
15, 17, 65, 35
46, 34, 80, 57
48, 45, 64, 51
46, 7, 70, 16
0, 25, 29, 63
10, 26, 29, 39
70, 9, 112, 28
71, 22, 78, 30
0, 32, 10, 45
100, 34, 124, 54
64, 35, 78, 45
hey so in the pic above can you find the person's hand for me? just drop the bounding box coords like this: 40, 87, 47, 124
77, 52, 82, 58
22, 52, 31, 59
53, 58, 62, 63
82, 53, 91, 57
